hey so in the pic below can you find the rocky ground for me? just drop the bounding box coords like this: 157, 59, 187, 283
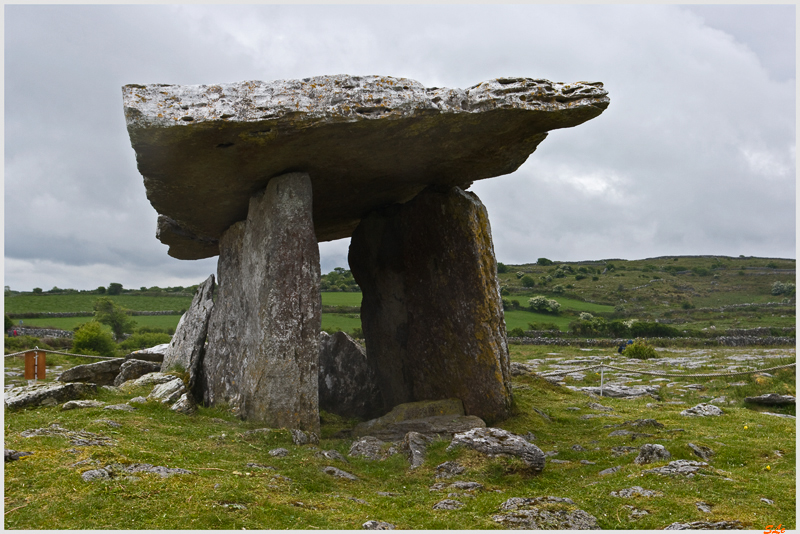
4, 345, 795, 529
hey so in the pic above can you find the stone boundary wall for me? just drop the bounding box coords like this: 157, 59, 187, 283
7, 310, 182, 319
8, 327, 74, 339
508, 336, 796, 347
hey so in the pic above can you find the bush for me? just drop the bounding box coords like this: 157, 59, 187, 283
72, 322, 117, 357
552, 285, 565, 294
93, 297, 137, 340
118, 332, 172, 352
4, 335, 50, 354
537, 258, 553, 266
107, 283, 123, 295
497, 263, 509, 274
629, 321, 681, 338
606, 320, 630, 338
520, 275, 536, 288
575, 274, 587, 281
771, 281, 796, 296
528, 322, 561, 331
508, 327, 526, 337
528, 295, 561, 314
623, 340, 658, 360
4, 314, 13, 332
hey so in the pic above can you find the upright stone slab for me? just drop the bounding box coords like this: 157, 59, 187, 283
202, 172, 321, 432
161, 274, 215, 389
349, 186, 512, 423
318, 331, 382, 420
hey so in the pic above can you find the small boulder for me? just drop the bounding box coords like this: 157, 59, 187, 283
349, 436, 388, 461
104, 404, 136, 412
62, 400, 105, 411
687, 443, 715, 461
598, 465, 622, 476
610, 486, 663, 498
291, 429, 320, 446
5, 383, 97, 409
132, 372, 179, 387
432, 499, 463, 510
447, 427, 545, 473
744, 393, 795, 406
664, 520, 743, 530
634, 444, 671, 465
317, 450, 348, 463
435, 461, 466, 479
148, 378, 186, 404
492, 496, 599, 529
126, 343, 169, 363
643, 459, 707, 477
5, 450, 33, 462
171, 393, 198, 415
321, 466, 358, 480
56, 358, 126, 386
401, 431, 430, 469
113, 359, 162, 387
680, 403, 723, 417
362, 520, 396, 530
269, 448, 289, 457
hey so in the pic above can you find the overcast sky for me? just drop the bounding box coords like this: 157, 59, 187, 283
4, 4, 796, 292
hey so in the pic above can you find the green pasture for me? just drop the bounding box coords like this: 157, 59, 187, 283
4, 294, 192, 314
14, 315, 184, 332
320, 291, 362, 307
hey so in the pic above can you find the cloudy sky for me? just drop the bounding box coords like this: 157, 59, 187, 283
4, 4, 796, 292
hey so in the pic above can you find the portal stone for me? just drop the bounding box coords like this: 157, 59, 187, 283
161, 274, 215, 389
349, 186, 512, 422
202, 172, 321, 432
318, 331, 382, 420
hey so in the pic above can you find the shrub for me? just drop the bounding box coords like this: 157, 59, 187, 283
629, 321, 681, 338
579, 312, 594, 321
692, 267, 710, 277
33, 287, 43, 294
606, 320, 630, 338
528, 322, 560, 331
528, 296, 561, 314
118, 332, 172, 352
520, 275, 536, 288
552, 285, 565, 294
4, 335, 50, 354
508, 327, 526, 337
592, 276, 600, 281
93, 297, 137, 340
497, 263, 509, 274
575, 274, 587, 281
771, 281, 796, 296
500, 286, 510, 296
681, 301, 695, 310
537, 258, 553, 266
4, 314, 13, 332
350, 327, 364, 339
72, 322, 117, 357
623, 340, 658, 360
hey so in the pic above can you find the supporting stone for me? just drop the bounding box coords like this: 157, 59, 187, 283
201, 172, 321, 433
318, 331, 382, 420
349, 186, 512, 423
161, 274, 215, 389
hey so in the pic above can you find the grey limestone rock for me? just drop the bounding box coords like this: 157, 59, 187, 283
5, 382, 98, 409
5, 450, 33, 462
349, 187, 512, 423
126, 343, 169, 363
696, 501, 713, 513
349, 437, 388, 461
122, 75, 609, 260
128, 396, 148, 404
321, 466, 358, 480
433, 499, 464, 510
744, 393, 795, 406
316, 450, 348, 463
201, 173, 321, 432
587, 402, 614, 411
681, 403, 723, 417
447, 427, 545, 473
81, 468, 112, 481
104, 404, 136, 412
435, 461, 466, 479
318, 331, 382, 420
664, 520, 743, 530
362, 520, 396, 530
171, 393, 198, 415
114, 359, 162, 387
493, 496, 599, 530
61, 400, 105, 411
623, 505, 649, 519
268, 448, 289, 457
148, 378, 186, 404
131, 372, 179, 387
610, 486, 663, 498
577, 384, 661, 398
599, 465, 622, 476
291, 429, 320, 446
354, 399, 486, 441
643, 459, 707, 476
161, 274, 215, 390
634, 444, 672, 465
688, 443, 715, 461
401, 431, 431, 469
56, 358, 126, 386
21, 424, 115, 447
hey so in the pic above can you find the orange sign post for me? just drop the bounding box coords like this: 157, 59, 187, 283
23, 349, 46, 380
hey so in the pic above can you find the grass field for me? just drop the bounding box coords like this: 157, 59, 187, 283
13, 315, 183, 332
4, 345, 794, 529
4, 294, 192, 314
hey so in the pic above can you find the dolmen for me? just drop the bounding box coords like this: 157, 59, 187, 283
123, 75, 610, 433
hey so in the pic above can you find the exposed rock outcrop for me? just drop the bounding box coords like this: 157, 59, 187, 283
447, 427, 545, 473
5, 383, 97, 409
113, 359, 162, 387
354, 399, 485, 441
492, 496, 599, 529
56, 358, 125, 386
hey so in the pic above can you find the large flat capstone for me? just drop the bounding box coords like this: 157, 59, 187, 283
123, 75, 609, 259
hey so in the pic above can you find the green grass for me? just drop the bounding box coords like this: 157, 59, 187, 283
14, 315, 183, 332
321, 313, 362, 334
320, 292, 362, 307
503, 310, 573, 331
4, 345, 794, 529
5, 294, 192, 314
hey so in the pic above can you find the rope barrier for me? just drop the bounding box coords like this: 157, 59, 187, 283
3, 348, 118, 360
